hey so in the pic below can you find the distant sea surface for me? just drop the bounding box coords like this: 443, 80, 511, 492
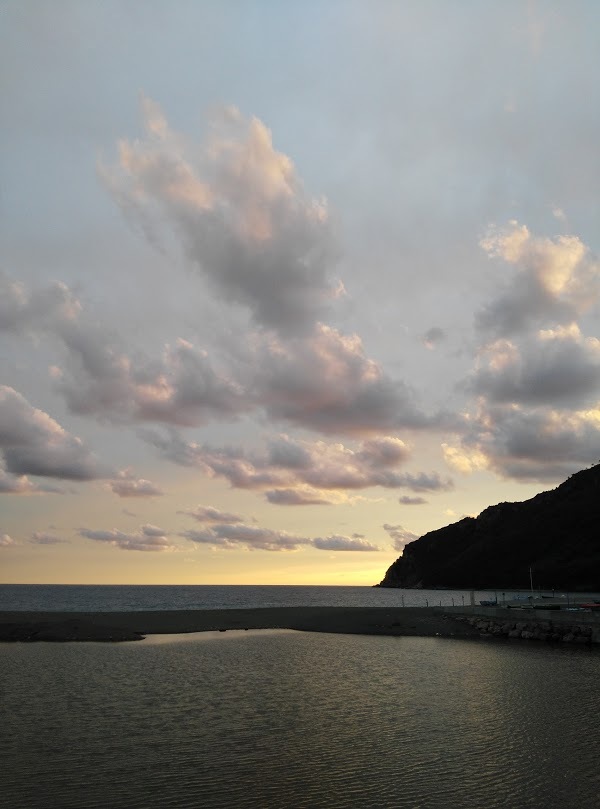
0, 583, 508, 612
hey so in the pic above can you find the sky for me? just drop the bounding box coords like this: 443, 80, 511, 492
1, 1, 599, 585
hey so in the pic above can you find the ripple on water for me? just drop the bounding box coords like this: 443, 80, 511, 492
1, 633, 599, 809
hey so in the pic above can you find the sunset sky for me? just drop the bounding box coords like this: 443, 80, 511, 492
2, 1, 599, 585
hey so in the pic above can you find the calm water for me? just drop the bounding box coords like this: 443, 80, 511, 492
0, 584, 505, 612
1, 631, 599, 808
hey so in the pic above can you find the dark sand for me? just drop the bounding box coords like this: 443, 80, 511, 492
0, 606, 480, 643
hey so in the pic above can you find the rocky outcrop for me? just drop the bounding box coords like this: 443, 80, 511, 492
378, 463, 600, 590
455, 615, 597, 644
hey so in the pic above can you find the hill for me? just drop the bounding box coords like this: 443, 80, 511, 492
377, 464, 600, 591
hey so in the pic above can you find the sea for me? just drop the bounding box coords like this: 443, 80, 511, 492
2, 585, 599, 808
0, 583, 533, 612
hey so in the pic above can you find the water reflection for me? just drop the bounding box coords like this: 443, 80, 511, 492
1, 633, 598, 808
140, 628, 298, 645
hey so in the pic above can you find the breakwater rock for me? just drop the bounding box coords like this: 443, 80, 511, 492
455, 615, 597, 644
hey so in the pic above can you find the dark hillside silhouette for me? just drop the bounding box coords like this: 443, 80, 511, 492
378, 464, 600, 591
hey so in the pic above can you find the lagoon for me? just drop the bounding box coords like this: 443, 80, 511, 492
1, 630, 599, 808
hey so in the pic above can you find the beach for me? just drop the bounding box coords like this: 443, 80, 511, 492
0, 606, 480, 642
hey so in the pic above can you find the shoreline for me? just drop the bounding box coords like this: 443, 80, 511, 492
0, 606, 480, 643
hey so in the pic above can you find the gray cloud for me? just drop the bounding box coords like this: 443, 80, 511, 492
0, 273, 80, 335
4, 273, 432, 439
398, 495, 428, 505
57, 325, 248, 427
451, 223, 600, 484
102, 100, 339, 336
446, 401, 600, 482
143, 429, 452, 500
312, 535, 379, 551
470, 327, 600, 408
178, 505, 245, 523
182, 523, 380, 552
30, 532, 68, 545
477, 223, 600, 338
253, 325, 430, 434
80, 523, 176, 551
182, 524, 310, 552
265, 488, 333, 506
0, 274, 247, 428
0, 386, 108, 481
110, 470, 164, 498
422, 327, 446, 350
383, 523, 419, 552
393, 471, 454, 493
0, 472, 31, 494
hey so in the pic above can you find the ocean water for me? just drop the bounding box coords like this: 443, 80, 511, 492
1, 630, 599, 808
0, 583, 507, 612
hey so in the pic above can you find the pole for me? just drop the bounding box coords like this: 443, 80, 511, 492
529, 566, 534, 599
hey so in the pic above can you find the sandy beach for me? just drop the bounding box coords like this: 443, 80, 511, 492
0, 606, 481, 642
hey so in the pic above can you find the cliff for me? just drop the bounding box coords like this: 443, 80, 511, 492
378, 464, 600, 591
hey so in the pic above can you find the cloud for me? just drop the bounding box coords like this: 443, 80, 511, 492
0, 386, 108, 481
312, 535, 380, 551
0, 534, 15, 547
383, 523, 419, 552
80, 523, 176, 551
4, 273, 431, 438
182, 524, 310, 551
182, 522, 380, 552
478, 221, 599, 337
398, 495, 428, 505
469, 325, 600, 408
445, 402, 600, 482
451, 222, 600, 484
394, 471, 453, 492
102, 100, 338, 336
110, 469, 164, 498
422, 327, 446, 350
178, 504, 245, 523
143, 429, 452, 500
442, 442, 489, 475
57, 328, 248, 427
30, 532, 68, 545
0, 273, 80, 335
0, 468, 64, 495
252, 325, 430, 434
265, 488, 334, 505
0, 274, 245, 428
